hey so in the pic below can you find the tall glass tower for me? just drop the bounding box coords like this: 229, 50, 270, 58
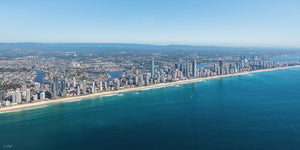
151, 58, 155, 80
219, 61, 224, 75
192, 59, 197, 77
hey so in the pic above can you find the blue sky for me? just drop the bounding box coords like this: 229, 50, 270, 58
1, 0, 300, 47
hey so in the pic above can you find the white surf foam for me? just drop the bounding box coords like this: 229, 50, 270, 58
64, 99, 82, 103
101, 93, 124, 97
0, 105, 48, 114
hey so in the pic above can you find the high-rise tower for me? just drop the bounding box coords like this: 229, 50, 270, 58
26, 89, 31, 103
192, 59, 197, 77
82, 80, 87, 94
72, 77, 76, 87
51, 82, 57, 97
61, 78, 66, 96
0, 90, 5, 102
151, 58, 155, 81
219, 61, 224, 75
186, 61, 190, 77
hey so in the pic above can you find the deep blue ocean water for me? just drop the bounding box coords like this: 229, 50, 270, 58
1, 67, 300, 150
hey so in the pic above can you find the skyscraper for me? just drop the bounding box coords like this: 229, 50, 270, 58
61, 78, 66, 96
92, 82, 95, 93
116, 79, 120, 90
192, 59, 197, 77
83, 80, 87, 94
134, 76, 138, 85
172, 70, 177, 81
16, 91, 21, 103
0, 90, 5, 103
219, 61, 224, 75
145, 73, 150, 85
21, 85, 26, 97
33, 94, 38, 101
104, 82, 108, 90
138, 75, 143, 86
128, 74, 132, 85
51, 82, 57, 97
26, 89, 31, 103
186, 61, 190, 77
213, 64, 217, 73
77, 85, 80, 96
175, 63, 179, 69
157, 72, 161, 83
72, 77, 76, 87
40, 91, 46, 100
99, 81, 103, 91
179, 64, 184, 71
151, 57, 155, 81
10, 91, 16, 103
52, 76, 60, 97
160, 69, 165, 83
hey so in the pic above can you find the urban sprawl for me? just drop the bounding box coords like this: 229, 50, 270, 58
1, 46, 300, 108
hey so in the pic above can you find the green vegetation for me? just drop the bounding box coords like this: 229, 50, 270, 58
0, 84, 21, 91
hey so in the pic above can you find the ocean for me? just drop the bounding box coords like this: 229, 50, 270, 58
1, 67, 300, 150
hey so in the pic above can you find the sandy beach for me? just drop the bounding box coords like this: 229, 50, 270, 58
1, 65, 299, 113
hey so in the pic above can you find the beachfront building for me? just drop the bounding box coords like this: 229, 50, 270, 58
219, 61, 224, 75
26, 89, 31, 103
193, 59, 197, 77
151, 58, 155, 81
83, 80, 87, 95
40, 91, 46, 100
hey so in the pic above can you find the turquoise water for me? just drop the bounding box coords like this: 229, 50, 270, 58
1, 67, 300, 150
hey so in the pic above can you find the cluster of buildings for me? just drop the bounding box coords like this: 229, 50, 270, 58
1, 54, 299, 108
0, 83, 46, 107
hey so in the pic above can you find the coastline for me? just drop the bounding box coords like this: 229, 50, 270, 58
1, 65, 299, 113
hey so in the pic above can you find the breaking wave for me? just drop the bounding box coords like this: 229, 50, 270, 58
0, 105, 48, 114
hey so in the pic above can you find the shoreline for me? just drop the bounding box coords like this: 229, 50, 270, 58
1, 65, 300, 113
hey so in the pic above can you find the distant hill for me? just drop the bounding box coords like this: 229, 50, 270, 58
0, 42, 295, 52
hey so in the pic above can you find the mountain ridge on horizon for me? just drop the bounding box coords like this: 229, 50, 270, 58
0, 43, 298, 53
0, 42, 296, 48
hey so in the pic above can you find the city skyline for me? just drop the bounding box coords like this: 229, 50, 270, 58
1, 0, 300, 47
2, 1, 300, 150
1, 45, 300, 108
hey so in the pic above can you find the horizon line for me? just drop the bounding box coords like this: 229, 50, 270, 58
0, 42, 300, 49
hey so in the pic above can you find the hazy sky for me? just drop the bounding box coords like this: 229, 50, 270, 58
1, 0, 300, 47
